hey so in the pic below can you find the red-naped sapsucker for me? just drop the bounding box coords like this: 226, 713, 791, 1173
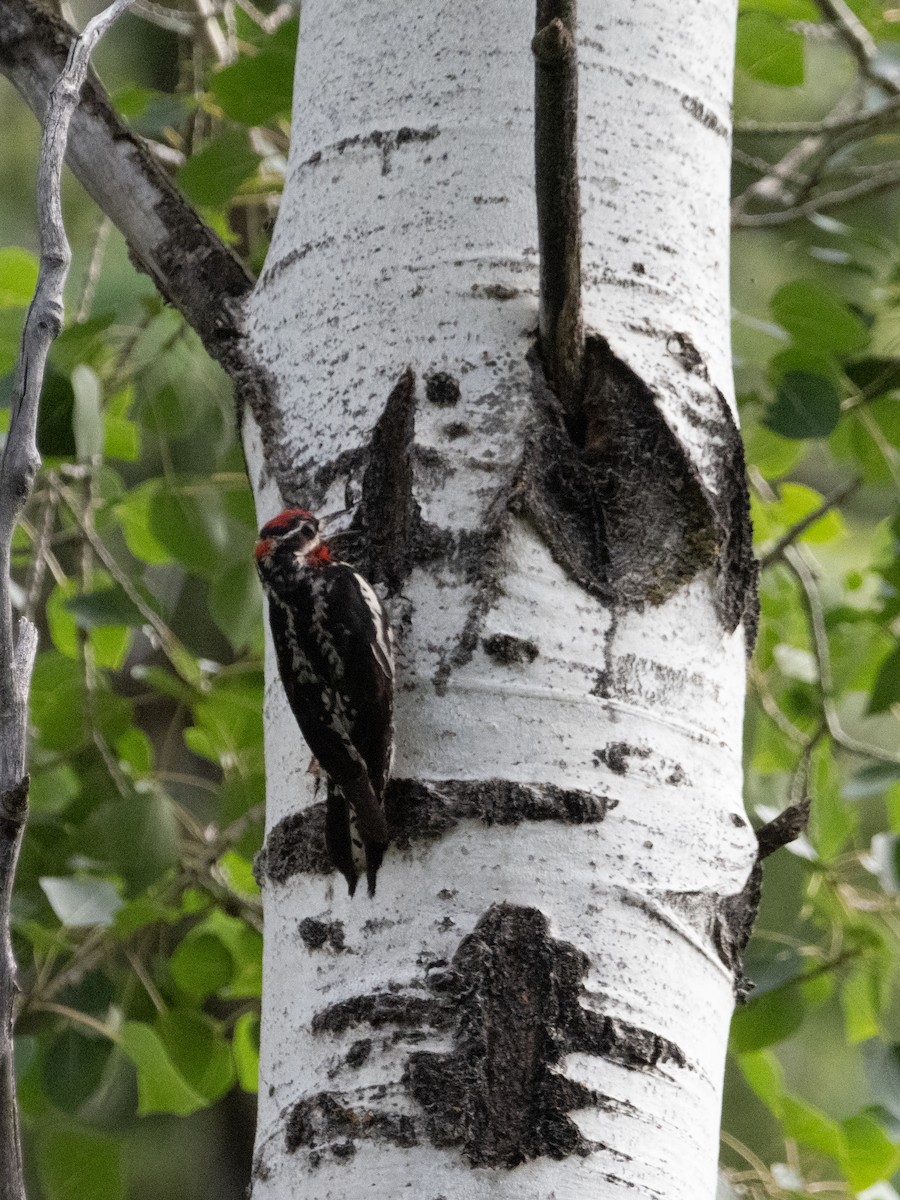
255, 508, 394, 895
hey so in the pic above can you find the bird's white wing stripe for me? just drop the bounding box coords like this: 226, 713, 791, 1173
352, 572, 394, 682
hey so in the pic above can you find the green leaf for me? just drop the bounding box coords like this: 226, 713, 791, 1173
47, 580, 80, 659
30, 652, 87, 750
91, 625, 132, 670
170, 931, 234, 1000
0, 246, 39, 308
770, 280, 870, 355
742, 419, 805, 479
148, 486, 227, 579
869, 645, 900, 713
196, 909, 262, 999
841, 1111, 900, 1190
736, 12, 805, 86
103, 385, 140, 462
830, 407, 897, 484
112, 84, 154, 119
119, 1021, 207, 1116
209, 559, 262, 650
845, 357, 900, 399
210, 18, 298, 125
177, 131, 262, 208
82, 794, 180, 894
829, 621, 894, 693
41, 1028, 113, 1112
29, 765, 80, 817
39, 876, 122, 928
116, 728, 154, 775
113, 893, 183, 939
762, 483, 846, 546
217, 850, 260, 897
37, 1128, 124, 1200
233, 1012, 260, 1093
155, 1009, 235, 1102
72, 363, 104, 461
782, 1095, 848, 1160
114, 483, 174, 566
37, 367, 77, 457
185, 681, 264, 771
731, 980, 806, 1052
738, 1048, 786, 1112
809, 741, 856, 859
64, 585, 144, 629
118, 90, 191, 140
142, 383, 203, 440
842, 965, 881, 1044
764, 371, 841, 439
770, 344, 840, 384
50, 313, 115, 373
739, 1051, 848, 1160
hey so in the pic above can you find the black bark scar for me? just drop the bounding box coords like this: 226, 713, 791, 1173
298, 904, 688, 1168
514, 338, 759, 647
256, 779, 615, 886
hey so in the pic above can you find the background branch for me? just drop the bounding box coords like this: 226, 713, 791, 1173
0, 0, 254, 383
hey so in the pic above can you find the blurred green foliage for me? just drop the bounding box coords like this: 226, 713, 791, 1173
727, 2, 900, 1197
1, 0, 900, 1198
0, 1, 295, 1195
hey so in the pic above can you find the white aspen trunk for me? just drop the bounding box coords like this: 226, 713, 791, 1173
242, 1, 758, 1198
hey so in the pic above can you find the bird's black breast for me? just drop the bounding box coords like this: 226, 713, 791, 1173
263, 559, 394, 796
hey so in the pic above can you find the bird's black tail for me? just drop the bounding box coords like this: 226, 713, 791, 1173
325, 776, 388, 897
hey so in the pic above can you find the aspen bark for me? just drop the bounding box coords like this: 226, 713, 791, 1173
243, 2, 757, 1197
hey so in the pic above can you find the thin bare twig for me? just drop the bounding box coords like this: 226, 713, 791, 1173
758, 477, 861, 569
734, 164, 900, 228
193, 0, 233, 64
814, 0, 900, 94
75, 214, 112, 323
736, 92, 900, 135
22, 490, 60, 622
130, 0, 194, 35
789, 549, 900, 763
233, 0, 294, 34
731, 91, 866, 220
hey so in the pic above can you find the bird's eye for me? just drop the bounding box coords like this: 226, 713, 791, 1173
300, 523, 316, 539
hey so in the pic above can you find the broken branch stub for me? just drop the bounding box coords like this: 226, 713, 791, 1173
533, 0, 584, 418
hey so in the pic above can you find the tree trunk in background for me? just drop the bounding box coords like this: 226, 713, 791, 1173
243, 1, 758, 1197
